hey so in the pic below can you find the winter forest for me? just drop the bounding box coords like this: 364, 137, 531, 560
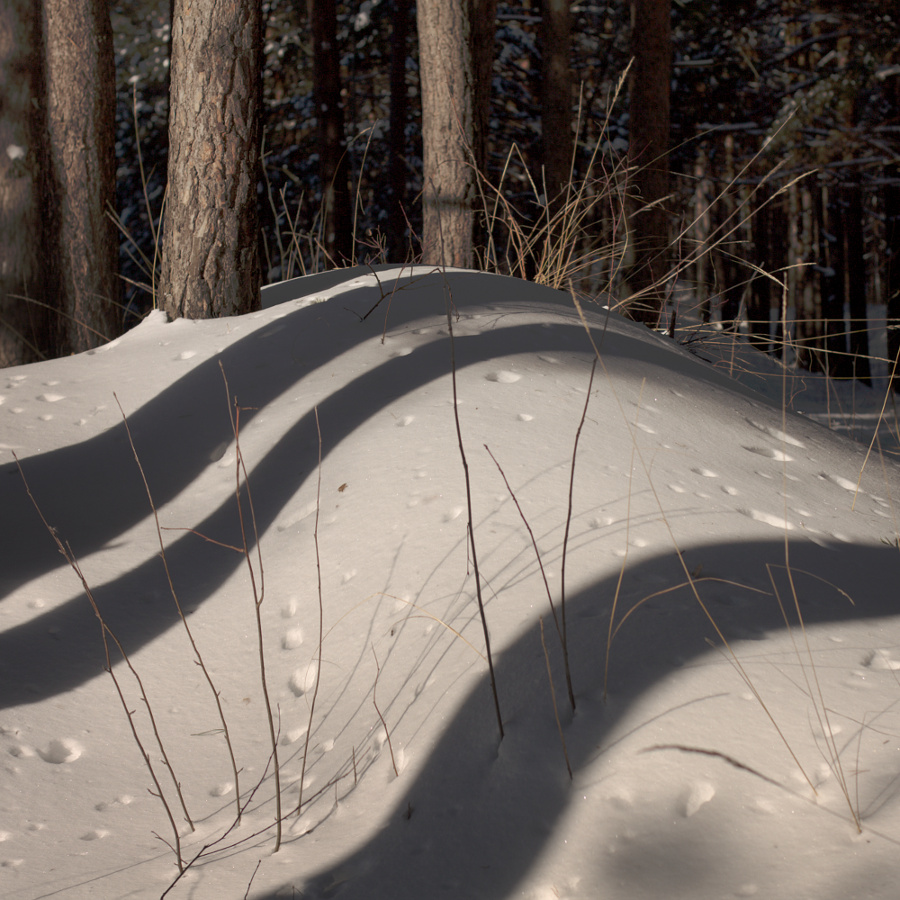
6, 3, 900, 898
1, 0, 898, 379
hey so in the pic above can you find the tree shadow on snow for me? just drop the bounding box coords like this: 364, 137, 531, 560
265, 536, 900, 899
0, 271, 764, 707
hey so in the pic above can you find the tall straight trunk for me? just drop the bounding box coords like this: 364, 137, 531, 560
308, 0, 352, 264
417, 0, 496, 268
886, 168, 900, 392
540, 0, 572, 210
0, 0, 53, 365
387, 0, 411, 261
819, 184, 850, 378
627, 0, 671, 325
42, 0, 119, 353
843, 181, 870, 384
748, 181, 772, 353
159, 0, 263, 319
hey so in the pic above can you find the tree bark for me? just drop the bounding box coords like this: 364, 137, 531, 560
627, 0, 671, 326
308, 0, 352, 264
417, 0, 496, 268
387, 0, 411, 262
540, 0, 573, 212
886, 168, 900, 392
42, 0, 119, 353
0, 0, 52, 366
159, 0, 263, 319
843, 181, 870, 384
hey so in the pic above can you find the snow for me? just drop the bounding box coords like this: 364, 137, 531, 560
2, 266, 900, 899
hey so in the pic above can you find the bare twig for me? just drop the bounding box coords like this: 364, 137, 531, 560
371, 645, 399, 777
114, 394, 242, 821
14, 454, 189, 870
443, 278, 504, 741
219, 364, 282, 850
297, 406, 326, 813
539, 618, 572, 779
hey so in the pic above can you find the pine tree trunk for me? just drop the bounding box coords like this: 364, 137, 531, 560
159, 0, 262, 319
843, 181, 870, 384
540, 0, 572, 204
417, 0, 496, 268
0, 0, 53, 366
387, 0, 411, 262
885, 168, 900, 392
747, 182, 772, 353
308, 0, 352, 264
627, 0, 671, 325
42, 0, 119, 353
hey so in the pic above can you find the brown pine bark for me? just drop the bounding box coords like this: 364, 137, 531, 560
627, 0, 671, 326
387, 0, 411, 261
159, 0, 263, 319
540, 0, 573, 212
417, 0, 496, 268
308, 0, 352, 264
0, 0, 52, 366
43, 0, 120, 353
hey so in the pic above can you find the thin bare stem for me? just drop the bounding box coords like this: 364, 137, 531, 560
114, 394, 242, 821
443, 278, 504, 741
219, 364, 282, 851
371, 645, 399, 777
297, 406, 326, 813
539, 618, 573, 779
14, 455, 188, 869
485, 444, 575, 711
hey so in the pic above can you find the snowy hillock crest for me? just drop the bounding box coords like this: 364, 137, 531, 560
1, 268, 900, 899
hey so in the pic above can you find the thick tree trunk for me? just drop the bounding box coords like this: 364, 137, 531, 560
0, 0, 52, 366
417, 0, 496, 268
627, 0, 671, 326
388, 0, 411, 262
43, 0, 120, 353
308, 0, 352, 264
159, 0, 262, 319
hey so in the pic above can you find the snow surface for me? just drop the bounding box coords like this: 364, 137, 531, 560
2, 266, 900, 899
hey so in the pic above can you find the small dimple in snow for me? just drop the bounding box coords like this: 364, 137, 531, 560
746, 419, 805, 448
39, 738, 83, 764
538, 355, 559, 364
691, 467, 717, 478
518, 413, 533, 422
863, 649, 900, 671
635, 422, 655, 434
740, 509, 795, 531
178, 350, 196, 360
38, 393, 64, 403
721, 485, 739, 496
209, 782, 234, 797
443, 506, 463, 523
289, 664, 318, 696
669, 483, 687, 494
389, 347, 413, 358
486, 370, 521, 383
80, 829, 110, 841
282, 627, 304, 650
820, 472, 859, 493
681, 780, 715, 817
396, 415, 415, 427
743, 446, 793, 462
